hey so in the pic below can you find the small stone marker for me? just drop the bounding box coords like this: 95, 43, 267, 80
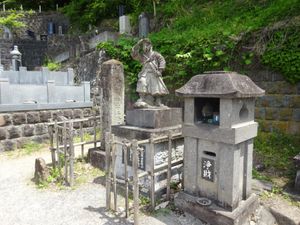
34, 158, 50, 183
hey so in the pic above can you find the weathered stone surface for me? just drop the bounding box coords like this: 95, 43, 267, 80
22, 124, 35, 137
176, 71, 265, 98
12, 113, 26, 125
288, 122, 300, 134
278, 108, 293, 121
16, 137, 30, 148
34, 158, 50, 184
252, 206, 278, 225
73, 109, 83, 118
27, 112, 40, 124
83, 108, 92, 117
0, 128, 7, 140
88, 148, 106, 170
292, 108, 300, 121
291, 96, 300, 108
126, 108, 182, 128
39, 111, 51, 122
52, 110, 63, 121
0, 114, 12, 126
265, 107, 279, 120
31, 134, 48, 143
8, 126, 21, 139
270, 202, 300, 225
63, 109, 73, 119
255, 107, 266, 120
35, 124, 47, 135
175, 192, 258, 225
99, 59, 125, 146
2, 140, 17, 151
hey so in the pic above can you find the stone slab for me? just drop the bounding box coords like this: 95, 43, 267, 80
174, 192, 258, 225
126, 108, 182, 129
112, 124, 182, 140
183, 121, 258, 145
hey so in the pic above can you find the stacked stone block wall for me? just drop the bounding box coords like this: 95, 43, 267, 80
246, 70, 300, 134
0, 107, 94, 152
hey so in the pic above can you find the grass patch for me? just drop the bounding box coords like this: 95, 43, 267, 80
3, 141, 48, 159
36, 157, 105, 190
254, 130, 300, 178
73, 130, 101, 143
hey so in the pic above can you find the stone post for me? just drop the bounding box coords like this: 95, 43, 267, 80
47, 80, 55, 103
99, 59, 125, 147
41, 67, 50, 84
67, 68, 74, 85
19, 66, 27, 83
82, 81, 90, 102
0, 78, 9, 104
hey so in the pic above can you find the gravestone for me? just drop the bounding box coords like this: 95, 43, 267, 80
174, 71, 265, 225
119, 15, 131, 34
139, 12, 150, 38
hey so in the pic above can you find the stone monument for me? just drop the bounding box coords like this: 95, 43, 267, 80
174, 71, 265, 225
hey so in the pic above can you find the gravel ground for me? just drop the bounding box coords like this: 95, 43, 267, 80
0, 148, 204, 225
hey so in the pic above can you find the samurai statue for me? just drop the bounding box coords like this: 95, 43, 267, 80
131, 38, 169, 108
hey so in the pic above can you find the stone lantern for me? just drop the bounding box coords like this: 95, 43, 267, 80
174, 71, 265, 225
10, 45, 22, 71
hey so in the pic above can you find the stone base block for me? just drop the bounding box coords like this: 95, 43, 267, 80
175, 192, 258, 225
88, 147, 106, 170
126, 108, 182, 128
112, 124, 182, 140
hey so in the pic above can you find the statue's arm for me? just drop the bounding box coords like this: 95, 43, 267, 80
131, 40, 143, 62
156, 52, 166, 71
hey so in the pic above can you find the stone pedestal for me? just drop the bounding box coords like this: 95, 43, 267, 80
113, 107, 182, 140
175, 192, 258, 225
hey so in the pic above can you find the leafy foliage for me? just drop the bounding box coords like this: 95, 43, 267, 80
0, 10, 25, 29
262, 27, 300, 84
97, 0, 300, 93
63, 0, 134, 31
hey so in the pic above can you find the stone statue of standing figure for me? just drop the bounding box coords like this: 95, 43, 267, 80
131, 38, 169, 108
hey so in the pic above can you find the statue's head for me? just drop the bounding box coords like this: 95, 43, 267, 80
142, 38, 152, 54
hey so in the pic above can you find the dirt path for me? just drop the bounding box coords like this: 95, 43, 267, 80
0, 148, 203, 225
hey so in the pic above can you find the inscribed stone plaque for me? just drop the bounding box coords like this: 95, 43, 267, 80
201, 157, 214, 182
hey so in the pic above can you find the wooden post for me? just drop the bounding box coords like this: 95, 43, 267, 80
69, 122, 74, 186
49, 125, 56, 169
132, 140, 139, 225
54, 121, 61, 175
166, 131, 172, 200
149, 134, 155, 210
93, 111, 97, 149
80, 121, 84, 158
123, 140, 129, 218
63, 122, 68, 184
111, 135, 117, 211
105, 132, 112, 210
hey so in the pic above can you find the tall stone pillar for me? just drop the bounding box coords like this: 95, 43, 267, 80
99, 59, 125, 147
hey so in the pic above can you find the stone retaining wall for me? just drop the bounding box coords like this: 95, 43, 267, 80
246, 70, 300, 134
0, 107, 94, 151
